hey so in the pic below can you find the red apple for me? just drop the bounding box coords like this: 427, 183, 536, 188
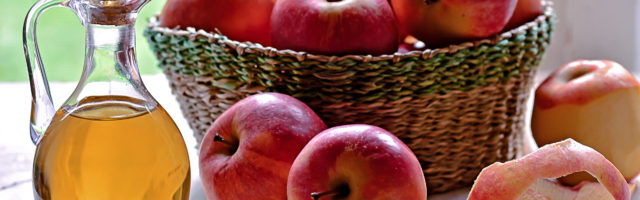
504, 0, 543, 30
531, 60, 640, 185
271, 0, 398, 55
468, 139, 631, 200
287, 124, 427, 200
199, 93, 327, 200
160, 0, 274, 46
390, 0, 517, 47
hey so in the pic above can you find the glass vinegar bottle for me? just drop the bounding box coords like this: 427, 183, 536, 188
23, 0, 191, 199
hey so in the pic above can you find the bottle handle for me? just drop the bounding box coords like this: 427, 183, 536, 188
23, 0, 67, 145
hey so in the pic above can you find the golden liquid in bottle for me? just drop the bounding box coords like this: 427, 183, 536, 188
33, 96, 190, 200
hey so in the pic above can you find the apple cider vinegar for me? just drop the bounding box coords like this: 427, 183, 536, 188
33, 96, 190, 200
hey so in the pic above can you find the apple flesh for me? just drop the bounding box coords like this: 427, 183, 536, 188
531, 60, 640, 185
522, 179, 636, 200
199, 93, 327, 200
468, 139, 631, 200
504, 0, 543, 30
287, 124, 427, 200
160, 0, 274, 46
390, 0, 517, 47
271, 0, 398, 55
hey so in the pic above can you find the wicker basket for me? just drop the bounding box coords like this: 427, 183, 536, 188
144, 4, 554, 194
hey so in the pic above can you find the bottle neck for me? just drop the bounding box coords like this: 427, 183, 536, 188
84, 23, 140, 83
64, 22, 156, 110
88, 23, 135, 51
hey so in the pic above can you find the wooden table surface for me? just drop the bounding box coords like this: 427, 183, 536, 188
0, 74, 636, 199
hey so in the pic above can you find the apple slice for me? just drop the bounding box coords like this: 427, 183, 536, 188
468, 139, 630, 200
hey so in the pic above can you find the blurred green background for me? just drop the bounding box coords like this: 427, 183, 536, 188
0, 0, 167, 82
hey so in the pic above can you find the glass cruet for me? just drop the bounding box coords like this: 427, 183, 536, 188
23, 0, 191, 199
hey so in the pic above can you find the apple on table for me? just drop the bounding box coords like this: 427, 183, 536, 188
532, 60, 640, 185
270, 0, 398, 55
199, 93, 327, 200
287, 124, 427, 200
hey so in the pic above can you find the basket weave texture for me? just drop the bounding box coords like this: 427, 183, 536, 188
145, 5, 554, 194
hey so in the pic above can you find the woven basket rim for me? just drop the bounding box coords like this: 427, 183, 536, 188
146, 2, 553, 63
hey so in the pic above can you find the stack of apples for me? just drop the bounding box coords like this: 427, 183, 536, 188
160, 0, 544, 55
199, 93, 427, 200
160, 0, 640, 198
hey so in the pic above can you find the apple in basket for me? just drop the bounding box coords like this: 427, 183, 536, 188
159, 0, 275, 46
468, 139, 634, 200
531, 60, 640, 185
504, 0, 543, 30
199, 93, 327, 200
270, 0, 398, 55
287, 124, 427, 200
390, 0, 518, 48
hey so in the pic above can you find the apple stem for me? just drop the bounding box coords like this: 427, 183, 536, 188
213, 133, 233, 146
311, 185, 349, 200
311, 191, 340, 200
